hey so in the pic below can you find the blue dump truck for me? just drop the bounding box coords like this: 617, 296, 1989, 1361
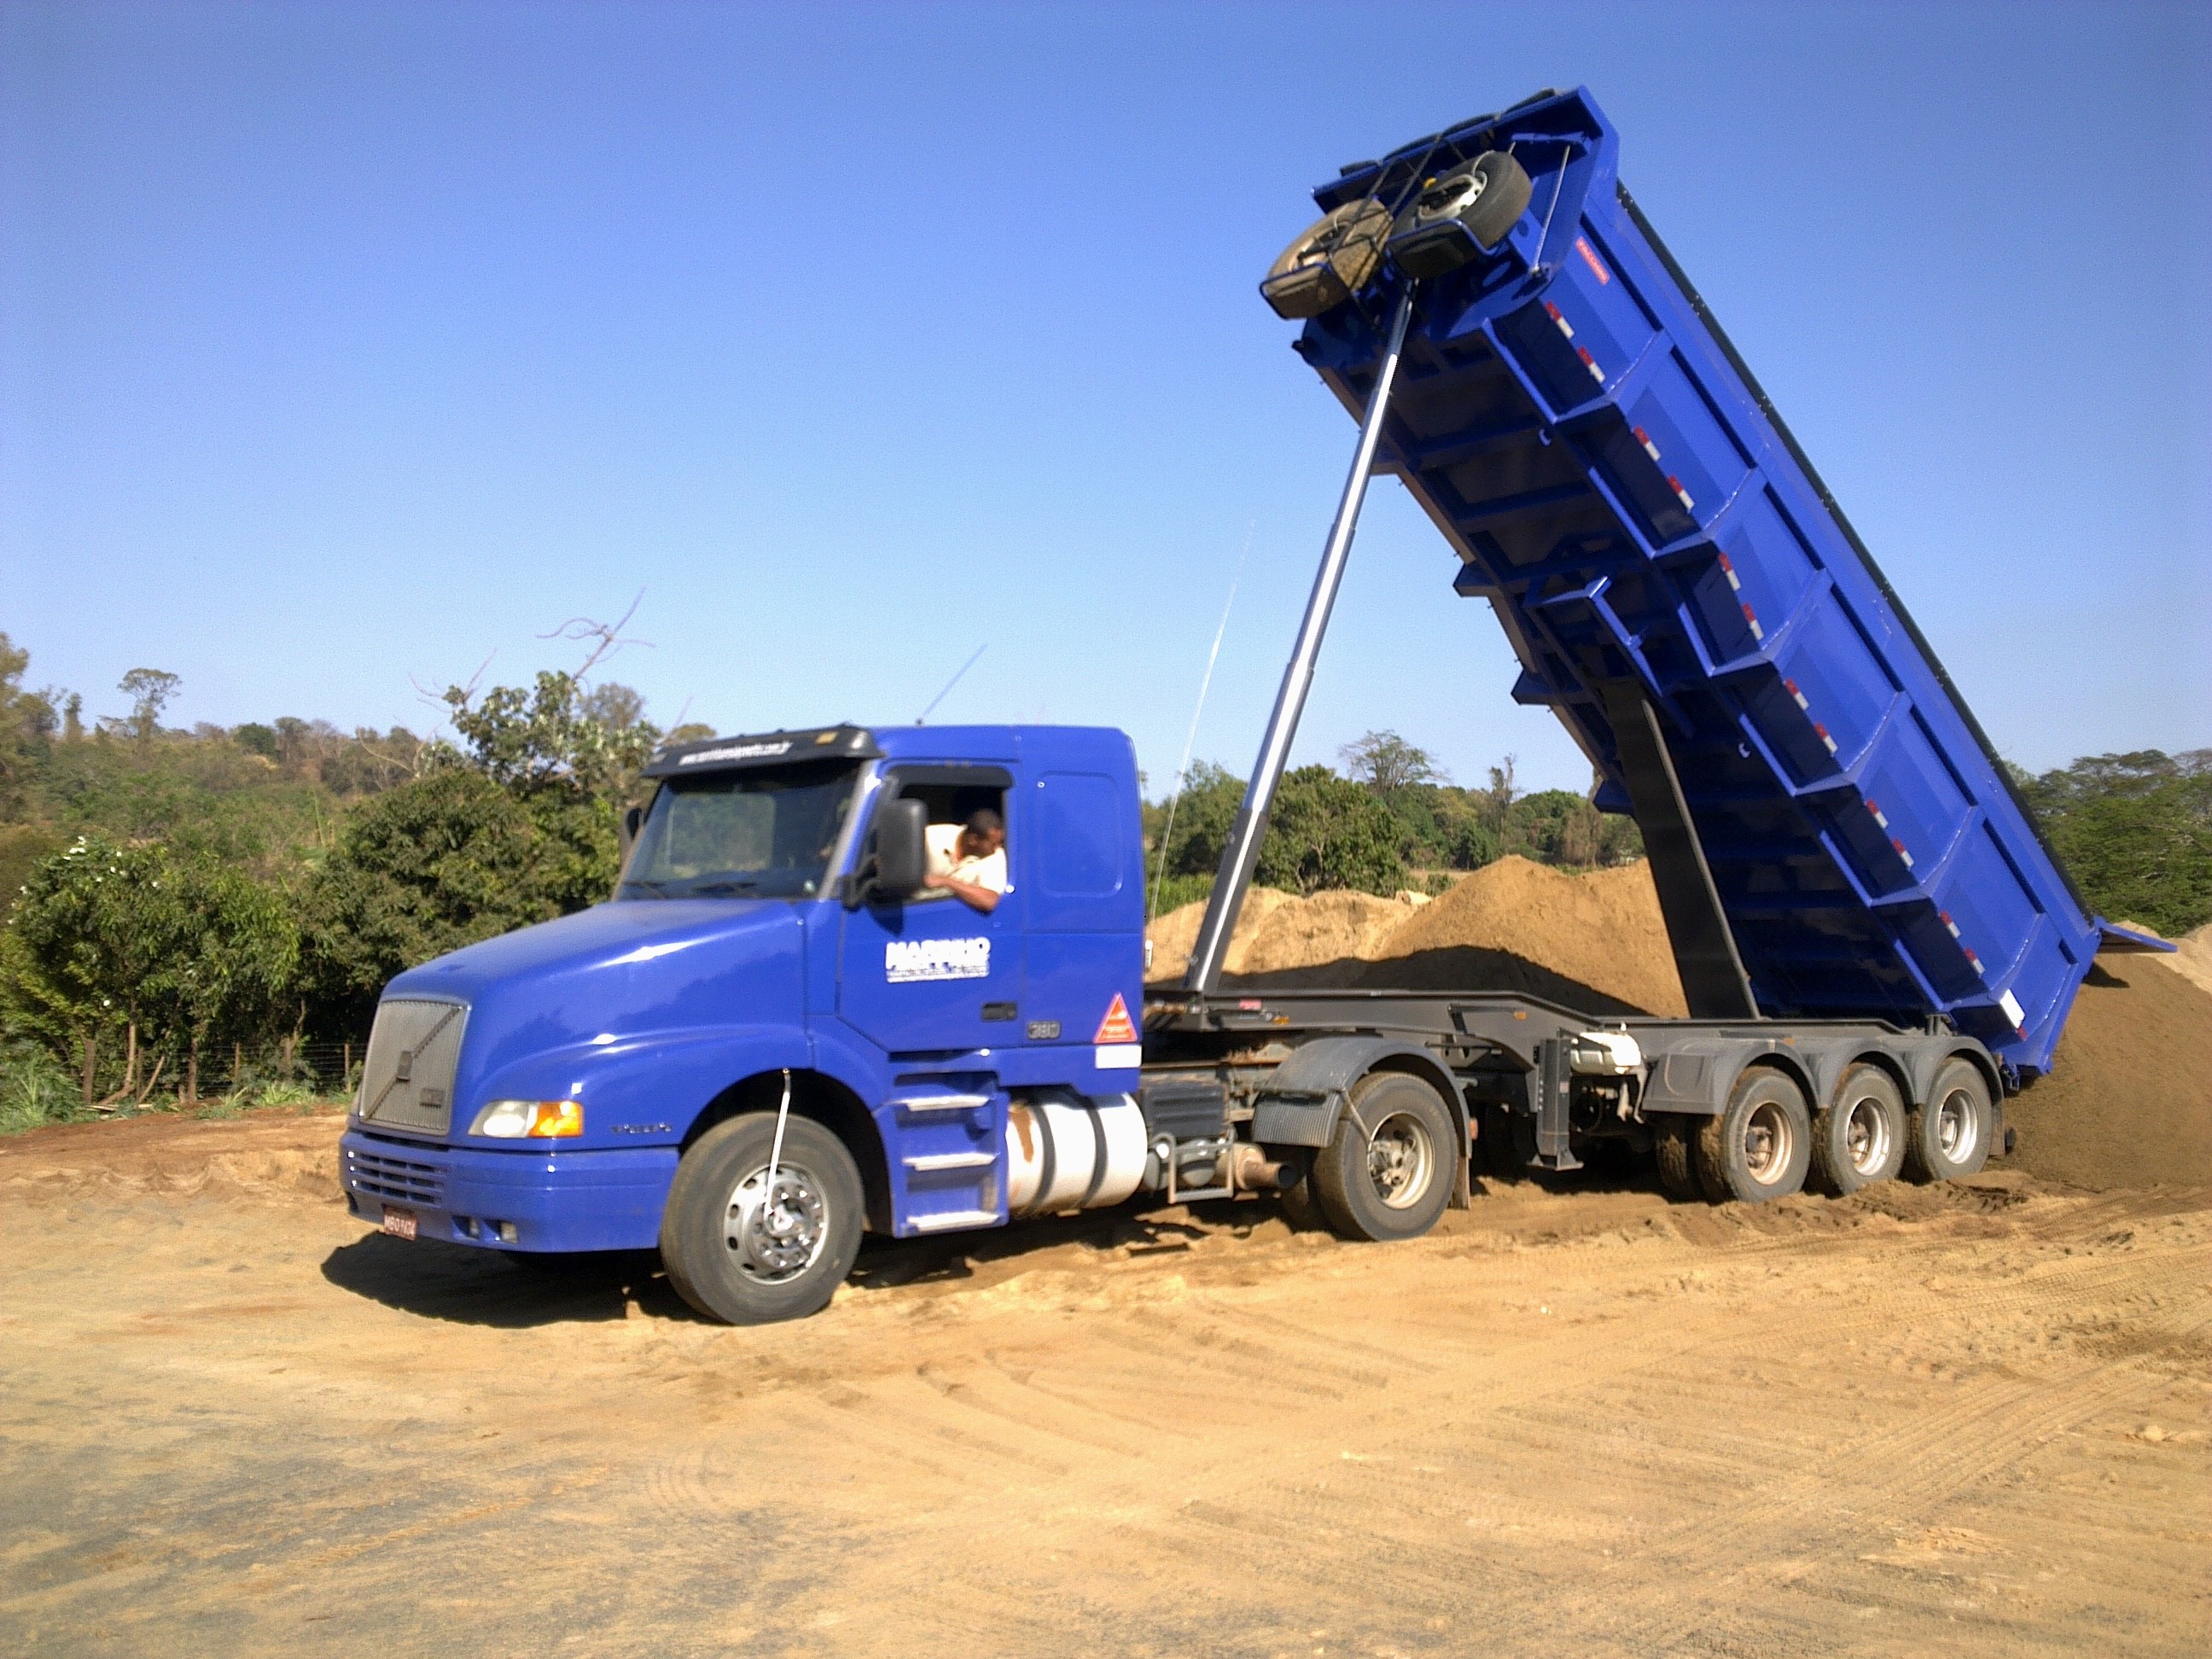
342, 87, 2163, 1324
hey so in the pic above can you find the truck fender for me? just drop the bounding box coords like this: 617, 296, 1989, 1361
1638, 1035, 1818, 1120
1252, 1036, 1470, 1203
1904, 1039, 2004, 1112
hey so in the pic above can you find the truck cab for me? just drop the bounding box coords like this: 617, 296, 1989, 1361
340, 723, 1152, 1322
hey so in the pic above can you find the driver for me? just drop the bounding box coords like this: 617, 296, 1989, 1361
925, 809, 1007, 913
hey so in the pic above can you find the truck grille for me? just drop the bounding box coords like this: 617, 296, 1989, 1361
346, 1144, 445, 1208
354, 998, 468, 1138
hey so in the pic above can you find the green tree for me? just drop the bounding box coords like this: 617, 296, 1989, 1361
299, 770, 583, 1036
8, 835, 298, 1099
434, 671, 657, 799
1144, 760, 1247, 883
0, 634, 58, 818
2020, 749, 2212, 936
1337, 730, 1445, 796
114, 667, 182, 743
1256, 766, 1407, 897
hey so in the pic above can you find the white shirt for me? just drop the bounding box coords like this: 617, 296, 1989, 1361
945, 847, 1008, 894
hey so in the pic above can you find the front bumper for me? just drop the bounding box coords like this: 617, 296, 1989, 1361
341, 1127, 678, 1253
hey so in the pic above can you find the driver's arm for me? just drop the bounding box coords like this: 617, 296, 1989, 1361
923, 871, 1000, 913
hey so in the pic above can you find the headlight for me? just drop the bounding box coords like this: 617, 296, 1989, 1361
469, 1099, 584, 1138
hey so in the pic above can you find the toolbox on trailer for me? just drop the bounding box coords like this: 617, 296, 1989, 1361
1285, 86, 2127, 1079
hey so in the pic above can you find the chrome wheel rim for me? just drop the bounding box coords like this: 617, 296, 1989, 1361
1418, 171, 1487, 223
1365, 1111, 1435, 1210
1743, 1101, 1795, 1186
1843, 1095, 1892, 1175
724, 1163, 829, 1282
1936, 1088, 1981, 1164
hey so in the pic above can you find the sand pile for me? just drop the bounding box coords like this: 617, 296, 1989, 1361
2146, 922, 2212, 998
1146, 857, 1682, 1016
1240, 889, 1420, 975
1359, 857, 1686, 1016
1147, 887, 1305, 981
2004, 957, 2212, 1190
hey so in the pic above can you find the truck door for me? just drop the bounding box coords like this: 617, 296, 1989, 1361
837, 765, 1024, 1055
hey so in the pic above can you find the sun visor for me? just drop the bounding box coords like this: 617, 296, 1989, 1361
644, 725, 879, 779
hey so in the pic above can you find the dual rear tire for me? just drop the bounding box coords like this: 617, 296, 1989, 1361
1663, 1057, 1995, 1203
1810, 1064, 1906, 1195
1694, 1068, 1811, 1203
1904, 1058, 1994, 1184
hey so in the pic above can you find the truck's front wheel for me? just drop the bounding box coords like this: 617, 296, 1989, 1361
1311, 1072, 1455, 1243
661, 1112, 864, 1324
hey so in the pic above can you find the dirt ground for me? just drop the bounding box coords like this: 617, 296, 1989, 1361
3, 1110, 2207, 1657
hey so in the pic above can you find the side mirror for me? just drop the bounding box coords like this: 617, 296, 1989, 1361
619, 804, 644, 864
870, 798, 929, 899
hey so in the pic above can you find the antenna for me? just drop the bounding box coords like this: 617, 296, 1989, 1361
916, 643, 987, 725
1150, 521, 1254, 922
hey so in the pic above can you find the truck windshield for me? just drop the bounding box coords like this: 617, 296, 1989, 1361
618, 762, 860, 900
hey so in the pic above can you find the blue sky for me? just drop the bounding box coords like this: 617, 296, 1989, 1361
3, 1, 2207, 796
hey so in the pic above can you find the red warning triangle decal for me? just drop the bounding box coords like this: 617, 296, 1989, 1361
1092, 992, 1137, 1045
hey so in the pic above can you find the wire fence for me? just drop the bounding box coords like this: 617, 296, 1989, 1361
39, 1036, 365, 1111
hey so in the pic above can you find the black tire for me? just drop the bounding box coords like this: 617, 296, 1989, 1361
1904, 1058, 1994, 1184
1478, 1103, 1526, 1184
1653, 1115, 1703, 1201
659, 1113, 864, 1324
1395, 150, 1534, 252
1694, 1068, 1812, 1204
1260, 195, 1394, 320
1810, 1063, 1907, 1195
1311, 1072, 1456, 1243
1459, 150, 1534, 248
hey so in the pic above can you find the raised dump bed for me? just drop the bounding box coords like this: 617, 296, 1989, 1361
1284, 86, 2122, 1079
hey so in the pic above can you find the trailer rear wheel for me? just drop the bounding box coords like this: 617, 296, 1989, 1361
1312, 1072, 1455, 1242
660, 1111, 864, 1324
1811, 1064, 1907, 1195
1905, 1059, 1994, 1184
1653, 1115, 1702, 1201
1695, 1069, 1811, 1203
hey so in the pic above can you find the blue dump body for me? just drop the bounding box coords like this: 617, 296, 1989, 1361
1295, 88, 2104, 1079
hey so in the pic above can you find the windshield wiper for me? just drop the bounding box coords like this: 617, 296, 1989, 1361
689, 878, 765, 897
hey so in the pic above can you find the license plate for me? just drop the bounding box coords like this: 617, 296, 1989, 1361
381, 1206, 418, 1241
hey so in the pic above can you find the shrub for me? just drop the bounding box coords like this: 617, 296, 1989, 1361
0, 1041, 76, 1134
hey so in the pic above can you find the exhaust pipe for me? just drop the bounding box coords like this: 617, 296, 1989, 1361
1231, 1144, 1298, 1193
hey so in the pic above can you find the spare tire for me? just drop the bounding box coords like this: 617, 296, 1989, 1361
1386, 150, 1534, 278
1260, 195, 1393, 320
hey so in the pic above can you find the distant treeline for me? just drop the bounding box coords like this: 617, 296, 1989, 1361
1, 628, 2205, 1130
1143, 730, 1644, 914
